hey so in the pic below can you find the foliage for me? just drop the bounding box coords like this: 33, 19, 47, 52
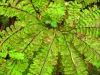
0, 0, 100, 75
75, 0, 100, 7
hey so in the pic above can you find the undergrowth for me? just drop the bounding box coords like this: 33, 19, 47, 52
0, 0, 100, 75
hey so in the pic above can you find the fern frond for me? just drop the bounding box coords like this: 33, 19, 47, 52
66, 3, 100, 38
71, 33, 100, 68
75, 0, 100, 7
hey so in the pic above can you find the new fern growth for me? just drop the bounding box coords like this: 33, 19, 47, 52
0, 0, 100, 75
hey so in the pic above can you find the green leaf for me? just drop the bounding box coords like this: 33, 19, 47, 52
0, 52, 7, 58
0, 57, 2, 63
51, 18, 58, 27
9, 52, 24, 60
45, 20, 51, 24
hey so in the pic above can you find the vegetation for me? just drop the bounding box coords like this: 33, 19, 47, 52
0, 0, 100, 75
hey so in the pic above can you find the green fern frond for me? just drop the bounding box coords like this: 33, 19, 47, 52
75, 0, 100, 7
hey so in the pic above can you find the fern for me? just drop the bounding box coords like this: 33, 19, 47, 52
0, 0, 100, 75
75, 0, 100, 8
